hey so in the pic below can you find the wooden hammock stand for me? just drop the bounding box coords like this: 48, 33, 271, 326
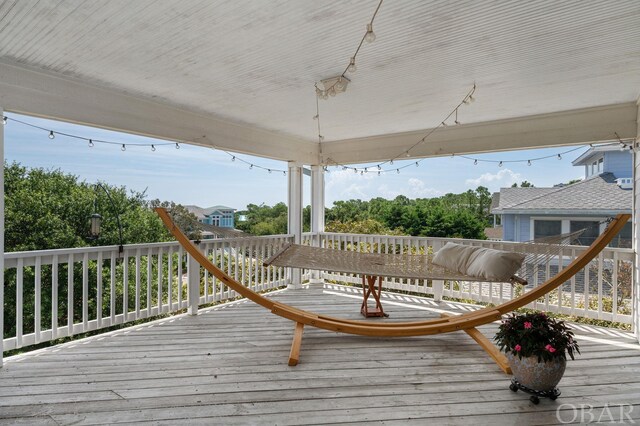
155, 208, 630, 373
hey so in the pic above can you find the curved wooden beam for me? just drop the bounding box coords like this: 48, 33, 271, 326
155, 208, 629, 337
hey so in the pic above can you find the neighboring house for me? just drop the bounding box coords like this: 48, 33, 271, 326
185, 205, 236, 228
491, 145, 632, 247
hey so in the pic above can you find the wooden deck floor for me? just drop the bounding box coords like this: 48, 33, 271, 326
1, 284, 639, 425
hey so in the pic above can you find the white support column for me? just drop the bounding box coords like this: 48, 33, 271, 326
310, 165, 325, 285
0, 106, 4, 367
634, 98, 640, 343
287, 162, 303, 289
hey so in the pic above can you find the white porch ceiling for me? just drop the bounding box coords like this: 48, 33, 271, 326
0, 0, 639, 163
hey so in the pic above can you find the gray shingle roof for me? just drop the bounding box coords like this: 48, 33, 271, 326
491, 173, 631, 214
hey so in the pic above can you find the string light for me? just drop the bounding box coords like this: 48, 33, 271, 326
364, 23, 376, 43
3, 114, 288, 176
498, 161, 503, 167
474, 159, 478, 165
557, 154, 562, 160
347, 57, 357, 73
528, 160, 532, 166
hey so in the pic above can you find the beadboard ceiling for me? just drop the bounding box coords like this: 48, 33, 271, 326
0, 0, 639, 158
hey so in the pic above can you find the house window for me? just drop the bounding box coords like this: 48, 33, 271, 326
570, 221, 600, 246
597, 158, 603, 173
534, 220, 561, 240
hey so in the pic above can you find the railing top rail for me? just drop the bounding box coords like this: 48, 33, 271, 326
316, 231, 634, 254
4, 234, 295, 259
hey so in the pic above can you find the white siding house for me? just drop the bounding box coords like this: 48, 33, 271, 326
492, 145, 633, 247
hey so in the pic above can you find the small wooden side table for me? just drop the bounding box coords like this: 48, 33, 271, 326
360, 275, 387, 317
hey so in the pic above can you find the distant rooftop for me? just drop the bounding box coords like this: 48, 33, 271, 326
492, 173, 631, 215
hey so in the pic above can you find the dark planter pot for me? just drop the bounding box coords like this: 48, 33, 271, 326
506, 353, 567, 391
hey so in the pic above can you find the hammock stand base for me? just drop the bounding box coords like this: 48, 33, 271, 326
361, 275, 386, 318
155, 208, 630, 372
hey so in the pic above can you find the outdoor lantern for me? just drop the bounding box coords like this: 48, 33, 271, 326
90, 213, 102, 239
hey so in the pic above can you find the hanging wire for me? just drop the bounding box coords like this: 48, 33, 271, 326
2, 114, 288, 175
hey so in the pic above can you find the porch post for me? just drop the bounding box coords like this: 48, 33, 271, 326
0, 107, 4, 367
287, 161, 303, 289
634, 99, 640, 343
310, 165, 325, 285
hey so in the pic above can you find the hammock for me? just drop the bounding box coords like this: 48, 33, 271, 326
263, 228, 589, 286
155, 208, 630, 371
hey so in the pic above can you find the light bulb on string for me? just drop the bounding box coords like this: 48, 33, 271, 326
249, 164, 253, 170
364, 168, 368, 173
557, 154, 562, 160
268, 169, 272, 174
498, 161, 503, 167
527, 160, 532, 166
232, 156, 236, 162
49, 131, 55, 139
354, 168, 358, 174
474, 159, 478, 165
469, 95, 475, 103
396, 169, 400, 174
377, 165, 382, 171
415, 162, 419, 167
364, 23, 376, 43
360, 170, 364, 175
405, 151, 410, 157
121, 144, 126, 151
283, 171, 286, 176
347, 57, 357, 73
2, 116, 7, 125
175, 143, 180, 149
441, 121, 448, 127
390, 159, 394, 165
377, 171, 381, 176
88, 139, 94, 148
151, 144, 156, 152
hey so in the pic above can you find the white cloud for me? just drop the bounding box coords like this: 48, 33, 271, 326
377, 178, 443, 200
406, 178, 444, 198
325, 169, 375, 200
465, 169, 521, 189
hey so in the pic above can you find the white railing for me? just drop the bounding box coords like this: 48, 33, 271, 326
2, 234, 292, 354
2, 230, 634, 362
314, 232, 634, 325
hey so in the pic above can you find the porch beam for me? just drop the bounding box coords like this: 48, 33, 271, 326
310, 165, 325, 284
0, 60, 317, 163
321, 103, 638, 164
287, 162, 303, 289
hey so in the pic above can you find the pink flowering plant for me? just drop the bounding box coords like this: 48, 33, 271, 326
494, 312, 580, 362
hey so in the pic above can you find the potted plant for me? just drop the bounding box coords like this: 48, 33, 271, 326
494, 312, 580, 402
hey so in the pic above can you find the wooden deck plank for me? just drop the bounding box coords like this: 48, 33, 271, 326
1, 284, 638, 424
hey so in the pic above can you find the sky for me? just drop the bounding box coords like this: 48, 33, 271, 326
3, 112, 587, 210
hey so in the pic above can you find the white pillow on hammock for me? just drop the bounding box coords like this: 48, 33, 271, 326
433, 242, 525, 281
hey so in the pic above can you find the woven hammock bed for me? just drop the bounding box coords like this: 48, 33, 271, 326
155, 208, 630, 372
264, 242, 529, 284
